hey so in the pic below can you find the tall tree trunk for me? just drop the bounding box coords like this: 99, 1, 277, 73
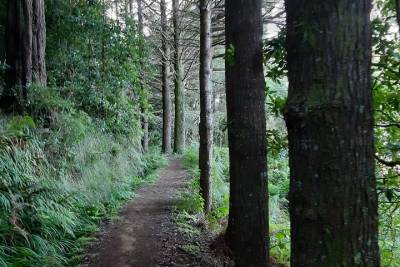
137, 0, 143, 31
129, 0, 133, 16
2, 0, 46, 112
161, 0, 172, 153
32, 0, 46, 86
285, 0, 380, 265
225, 0, 268, 265
115, 0, 119, 19
199, 0, 213, 213
172, 0, 184, 153
137, 0, 149, 153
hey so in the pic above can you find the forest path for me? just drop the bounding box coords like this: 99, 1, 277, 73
85, 157, 191, 267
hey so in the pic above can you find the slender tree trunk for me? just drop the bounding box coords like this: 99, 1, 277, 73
161, 0, 172, 153
137, 0, 143, 31
2, 0, 46, 112
141, 107, 149, 152
137, 0, 149, 153
199, 0, 213, 213
172, 0, 184, 153
129, 0, 133, 16
115, 0, 119, 19
32, 0, 46, 86
225, 0, 268, 265
285, 0, 380, 266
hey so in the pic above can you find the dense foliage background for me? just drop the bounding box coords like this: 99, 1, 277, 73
0, 1, 165, 266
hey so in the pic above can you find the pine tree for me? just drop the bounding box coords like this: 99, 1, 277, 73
161, 0, 172, 153
172, 0, 184, 153
285, 0, 380, 265
199, 0, 213, 213
225, 0, 269, 265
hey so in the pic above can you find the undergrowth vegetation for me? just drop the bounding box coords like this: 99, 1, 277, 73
0, 1, 166, 266
178, 146, 291, 266
0, 117, 165, 266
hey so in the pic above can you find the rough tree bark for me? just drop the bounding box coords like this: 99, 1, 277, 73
32, 0, 46, 86
137, 0, 149, 153
173, 0, 185, 153
225, 0, 269, 266
285, 0, 380, 266
161, 0, 172, 153
2, 0, 46, 112
199, 0, 213, 213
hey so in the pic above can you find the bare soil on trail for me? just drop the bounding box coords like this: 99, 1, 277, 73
84, 158, 223, 267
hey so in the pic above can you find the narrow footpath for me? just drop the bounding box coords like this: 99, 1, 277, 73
84, 158, 197, 267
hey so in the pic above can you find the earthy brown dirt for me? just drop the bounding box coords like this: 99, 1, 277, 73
84, 158, 195, 267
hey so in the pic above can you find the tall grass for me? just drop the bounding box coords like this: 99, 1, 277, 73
0, 114, 166, 267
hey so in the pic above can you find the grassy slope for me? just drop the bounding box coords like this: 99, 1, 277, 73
0, 112, 166, 267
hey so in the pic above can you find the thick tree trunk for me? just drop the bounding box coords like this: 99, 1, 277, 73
172, 0, 184, 154
285, 0, 380, 266
5, 0, 33, 97
161, 0, 172, 154
137, 0, 149, 153
199, 0, 213, 213
225, 1, 268, 266
2, 0, 46, 112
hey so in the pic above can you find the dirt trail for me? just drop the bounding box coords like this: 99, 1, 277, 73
85, 158, 190, 267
